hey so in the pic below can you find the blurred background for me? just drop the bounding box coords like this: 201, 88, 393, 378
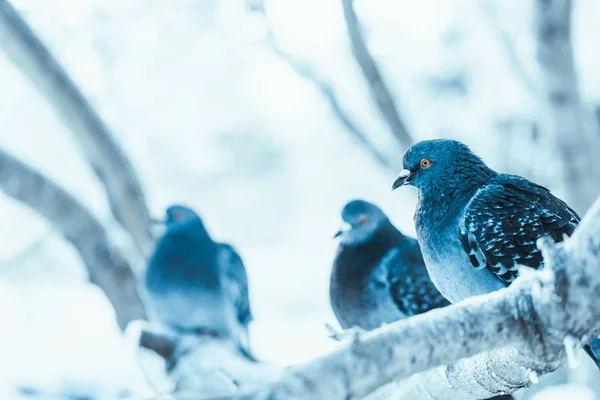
0, 0, 599, 398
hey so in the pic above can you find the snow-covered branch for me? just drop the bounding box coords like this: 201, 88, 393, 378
0, 0, 153, 255
170, 190, 600, 400
340, 0, 413, 151
0, 146, 146, 329
132, 322, 281, 398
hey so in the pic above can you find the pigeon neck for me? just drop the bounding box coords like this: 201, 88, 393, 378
417, 166, 496, 227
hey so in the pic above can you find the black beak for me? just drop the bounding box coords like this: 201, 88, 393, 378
333, 222, 352, 239
392, 169, 412, 191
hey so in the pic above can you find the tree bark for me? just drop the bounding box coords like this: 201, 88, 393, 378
0, 146, 146, 330
0, 0, 153, 255
340, 0, 413, 151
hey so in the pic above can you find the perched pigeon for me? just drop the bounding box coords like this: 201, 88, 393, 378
391, 139, 599, 368
144, 205, 252, 352
330, 199, 450, 331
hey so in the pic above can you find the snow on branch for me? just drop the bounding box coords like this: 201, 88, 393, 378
132, 321, 281, 398
0, 146, 146, 329
176, 190, 600, 400
340, 0, 413, 151
0, 0, 154, 255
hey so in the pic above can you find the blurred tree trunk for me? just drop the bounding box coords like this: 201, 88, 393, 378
0, 147, 146, 330
0, 0, 154, 255
534, 0, 600, 213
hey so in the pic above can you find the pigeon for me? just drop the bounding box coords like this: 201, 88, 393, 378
391, 138, 599, 368
144, 205, 252, 353
330, 199, 450, 331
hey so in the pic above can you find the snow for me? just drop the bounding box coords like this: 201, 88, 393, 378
0, 0, 599, 398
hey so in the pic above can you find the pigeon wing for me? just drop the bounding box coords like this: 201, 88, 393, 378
460, 174, 580, 285
218, 244, 252, 326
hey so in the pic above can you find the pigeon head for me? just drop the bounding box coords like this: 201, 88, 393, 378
391, 139, 494, 194
155, 204, 212, 242
165, 204, 201, 225
334, 200, 390, 245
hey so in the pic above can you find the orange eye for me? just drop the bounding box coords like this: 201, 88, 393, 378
421, 159, 432, 168
359, 216, 368, 224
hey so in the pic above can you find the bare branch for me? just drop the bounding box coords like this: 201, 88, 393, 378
0, 146, 146, 329
534, 0, 600, 213
260, 10, 395, 172
340, 0, 413, 150
0, 0, 153, 255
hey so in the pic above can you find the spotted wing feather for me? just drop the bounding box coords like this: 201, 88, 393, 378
460, 174, 580, 285
387, 240, 450, 316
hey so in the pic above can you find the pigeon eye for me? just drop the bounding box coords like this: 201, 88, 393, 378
421, 159, 432, 168
359, 216, 368, 224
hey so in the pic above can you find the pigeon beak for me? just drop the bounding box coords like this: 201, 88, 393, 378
333, 221, 352, 239
150, 217, 166, 225
392, 169, 412, 191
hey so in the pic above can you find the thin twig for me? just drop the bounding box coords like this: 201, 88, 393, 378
341, 0, 413, 151
260, 8, 395, 172
0, 227, 53, 269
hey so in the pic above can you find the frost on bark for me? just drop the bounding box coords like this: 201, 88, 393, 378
0, 0, 153, 255
0, 147, 146, 330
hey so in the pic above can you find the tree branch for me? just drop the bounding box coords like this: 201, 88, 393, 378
0, 146, 146, 330
181, 189, 600, 400
134, 322, 281, 398
340, 0, 413, 151
260, 9, 395, 172
0, 0, 153, 255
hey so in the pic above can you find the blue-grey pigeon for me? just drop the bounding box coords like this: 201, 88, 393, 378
330, 199, 449, 331
391, 138, 599, 368
144, 205, 252, 354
